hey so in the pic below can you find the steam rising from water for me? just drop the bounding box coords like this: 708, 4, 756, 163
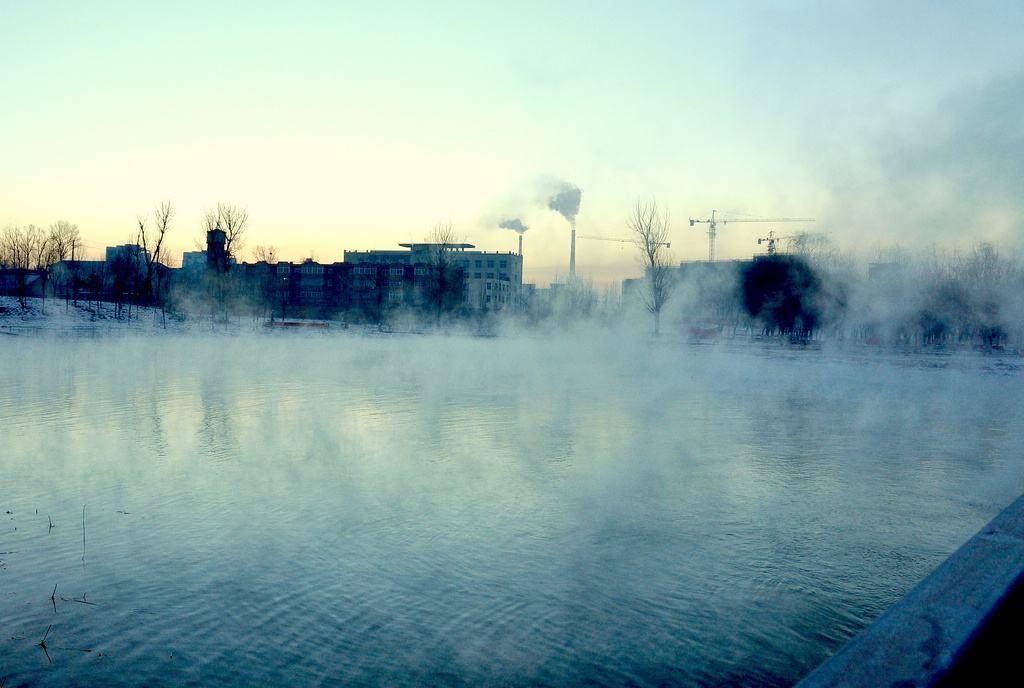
821, 71, 1024, 248
1, 334, 1021, 687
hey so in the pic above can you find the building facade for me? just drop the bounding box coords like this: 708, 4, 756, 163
345, 243, 523, 311
13, 232, 525, 320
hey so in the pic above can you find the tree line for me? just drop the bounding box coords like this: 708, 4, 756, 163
0, 221, 82, 309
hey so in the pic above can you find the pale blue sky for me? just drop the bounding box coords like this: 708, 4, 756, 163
2, 1, 1022, 283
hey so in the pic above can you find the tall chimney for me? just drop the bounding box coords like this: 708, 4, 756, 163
518, 234, 523, 257
569, 219, 576, 278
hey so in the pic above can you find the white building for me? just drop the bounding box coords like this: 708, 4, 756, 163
343, 243, 524, 310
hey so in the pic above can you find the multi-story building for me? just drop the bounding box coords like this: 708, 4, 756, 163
105, 244, 150, 267
173, 237, 523, 319
345, 243, 523, 310
232, 257, 458, 319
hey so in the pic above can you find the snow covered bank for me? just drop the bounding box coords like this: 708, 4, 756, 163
0, 296, 283, 336
0, 296, 191, 335
0, 296, 389, 337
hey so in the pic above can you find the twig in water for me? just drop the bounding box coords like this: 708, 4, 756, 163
48, 515, 54, 532
61, 593, 97, 607
50, 584, 58, 613
37, 625, 53, 662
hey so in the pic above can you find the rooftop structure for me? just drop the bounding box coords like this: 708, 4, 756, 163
105, 244, 150, 265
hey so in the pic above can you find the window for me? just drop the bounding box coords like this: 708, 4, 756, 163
487, 260, 494, 268
486, 282, 492, 290
473, 272, 481, 279
474, 260, 482, 268
500, 260, 507, 268
486, 272, 493, 279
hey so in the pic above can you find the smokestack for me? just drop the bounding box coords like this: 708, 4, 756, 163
547, 182, 582, 280
569, 219, 576, 278
500, 218, 528, 258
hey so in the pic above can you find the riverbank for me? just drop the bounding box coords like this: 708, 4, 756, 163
0, 296, 189, 335
0, 296, 481, 338
0, 297, 362, 337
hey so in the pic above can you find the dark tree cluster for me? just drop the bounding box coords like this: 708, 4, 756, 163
740, 255, 825, 339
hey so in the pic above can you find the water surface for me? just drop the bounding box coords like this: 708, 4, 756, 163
2, 334, 1022, 686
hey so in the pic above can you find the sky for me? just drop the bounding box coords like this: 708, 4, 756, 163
2, 1, 1023, 285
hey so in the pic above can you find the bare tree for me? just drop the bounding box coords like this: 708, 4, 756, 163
160, 248, 181, 269
424, 220, 463, 319
252, 244, 278, 264
0, 226, 27, 270
0, 229, 7, 269
628, 198, 675, 335
242, 245, 279, 321
106, 235, 145, 320
47, 221, 81, 307
203, 202, 249, 262
0, 227, 25, 302
137, 201, 174, 306
47, 220, 80, 263
0, 225, 53, 308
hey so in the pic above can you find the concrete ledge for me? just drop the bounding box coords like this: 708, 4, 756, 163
796, 494, 1024, 688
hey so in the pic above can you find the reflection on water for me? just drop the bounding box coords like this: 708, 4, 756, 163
1, 335, 1022, 687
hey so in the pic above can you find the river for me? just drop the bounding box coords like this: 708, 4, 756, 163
1, 333, 1022, 686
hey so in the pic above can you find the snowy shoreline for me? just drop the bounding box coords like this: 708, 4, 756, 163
0, 296, 469, 338
3, 297, 1023, 374
0, 296, 327, 337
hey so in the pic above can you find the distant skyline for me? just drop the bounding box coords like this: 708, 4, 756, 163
3, 1, 1023, 285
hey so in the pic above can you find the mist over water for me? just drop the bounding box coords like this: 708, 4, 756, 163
2, 334, 1023, 687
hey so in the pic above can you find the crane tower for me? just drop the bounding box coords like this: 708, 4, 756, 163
688, 210, 814, 262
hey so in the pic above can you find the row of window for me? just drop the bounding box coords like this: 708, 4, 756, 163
467, 272, 515, 281
459, 259, 510, 269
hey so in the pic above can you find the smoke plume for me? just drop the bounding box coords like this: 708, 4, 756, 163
548, 183, 582, 224
500, 218, 529, 234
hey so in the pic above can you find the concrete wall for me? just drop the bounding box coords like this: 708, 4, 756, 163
796, 494, 1024, 687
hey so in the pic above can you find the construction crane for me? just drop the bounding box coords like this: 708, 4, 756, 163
757, 230, 794, 256
757, 230, 829, 256
578, 235, 671, 248
688, 210, 814, 262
